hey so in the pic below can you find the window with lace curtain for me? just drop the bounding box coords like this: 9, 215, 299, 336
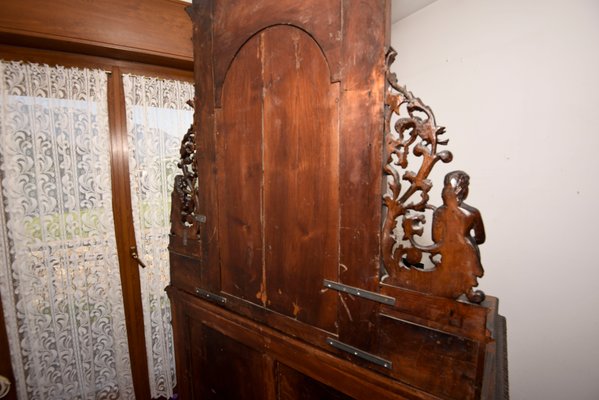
0, 60, 135, 399
123, 74, 194, 399
0, 61, 193, 399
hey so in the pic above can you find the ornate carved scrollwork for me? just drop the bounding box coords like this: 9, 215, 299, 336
382, 48, 486, 303
171, 100, 202, 239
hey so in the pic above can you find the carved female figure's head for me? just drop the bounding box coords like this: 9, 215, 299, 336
442, 170, 470, 205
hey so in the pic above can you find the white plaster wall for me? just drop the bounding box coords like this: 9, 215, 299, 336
391, 0, 599, 398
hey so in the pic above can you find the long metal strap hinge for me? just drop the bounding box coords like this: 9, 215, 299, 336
194, 287, 227, 305
323, 280, 396, 305
326, 338, 393, 369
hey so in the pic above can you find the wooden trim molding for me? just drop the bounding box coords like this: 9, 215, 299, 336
0, 0, 193, 70
107, 66, 152, 400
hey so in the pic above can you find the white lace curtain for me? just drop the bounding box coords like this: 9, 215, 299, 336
0, 61, 134, 399
122, 74, 193, 399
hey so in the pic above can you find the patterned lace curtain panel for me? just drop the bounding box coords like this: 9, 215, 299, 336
122, 74, 193, 399
0, 61, 135, 399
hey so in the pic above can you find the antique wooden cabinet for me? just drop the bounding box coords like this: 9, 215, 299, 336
167, 1, 508, 399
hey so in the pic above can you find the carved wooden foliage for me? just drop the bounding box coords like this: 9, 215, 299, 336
171, 100, 202, 239
382, 48, 486, 303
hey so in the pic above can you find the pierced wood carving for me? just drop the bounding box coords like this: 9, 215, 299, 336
171, 100, 202, 238
382, 48, 486, 303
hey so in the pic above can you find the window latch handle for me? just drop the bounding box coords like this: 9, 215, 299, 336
129, 246, 147, 269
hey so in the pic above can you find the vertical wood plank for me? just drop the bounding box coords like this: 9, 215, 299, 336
262, 26, 339, 332
337, 0, 388, 349
217, 34, 264, 304
189, 1, 221, 292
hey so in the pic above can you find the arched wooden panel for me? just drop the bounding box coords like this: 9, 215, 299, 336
212, 0, 342, 104
217, 26, 339, 332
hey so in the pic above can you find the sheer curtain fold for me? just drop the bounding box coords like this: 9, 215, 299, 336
122, 74, 193, 399
0, 61, 134, 399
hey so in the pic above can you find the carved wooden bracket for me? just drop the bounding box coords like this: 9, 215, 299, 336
382, 48, 486, 303
170, 100, 202, 239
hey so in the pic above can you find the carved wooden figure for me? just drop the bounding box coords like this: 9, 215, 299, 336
382, 49, 487, 304
167, 1, 508, 399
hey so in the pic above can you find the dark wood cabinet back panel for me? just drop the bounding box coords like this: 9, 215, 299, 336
217, 26, 339, 332
169, 1, 508, 398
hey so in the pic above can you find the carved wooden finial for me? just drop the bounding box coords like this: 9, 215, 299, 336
382, 48, 486, 303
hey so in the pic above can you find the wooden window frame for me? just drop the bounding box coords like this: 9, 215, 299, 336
0, 2, 193, 399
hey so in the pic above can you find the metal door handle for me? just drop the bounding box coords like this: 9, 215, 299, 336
129, 246, 147, 268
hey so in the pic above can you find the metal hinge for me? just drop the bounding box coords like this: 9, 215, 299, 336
195, 287, 227, 305
323, 280, 396, 305
326, 338, 393, 369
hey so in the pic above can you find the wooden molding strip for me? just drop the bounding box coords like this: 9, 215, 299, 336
0, 0, 193, 69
